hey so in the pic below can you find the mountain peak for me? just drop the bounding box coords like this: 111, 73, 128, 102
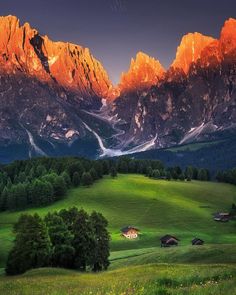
171, 32, 215, 74
220, 17, 236, 59
0, 15, 115, 100
119, 51, 165, 94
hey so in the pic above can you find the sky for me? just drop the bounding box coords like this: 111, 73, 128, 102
0, 0, 236, 84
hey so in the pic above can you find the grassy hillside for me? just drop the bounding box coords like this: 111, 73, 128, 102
0, 264, 236, 295
0, 174, 236, 269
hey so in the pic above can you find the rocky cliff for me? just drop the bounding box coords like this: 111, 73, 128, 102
112, 18, 236, 151
0, 15, 235, 161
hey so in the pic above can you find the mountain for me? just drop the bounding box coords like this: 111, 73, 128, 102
111, 18, 236, 152
0, 15, 114, 99
0, 15, 235, 163
119, 52, 165, 94
0, 15, 117, 162
170, 32, 215, 74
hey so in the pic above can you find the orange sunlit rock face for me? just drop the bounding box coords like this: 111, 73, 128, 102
219, 18, 236, 61
0, 16, 235, 101
118, 52, 165, 95
170, 32, 216, 74
0, 15, 114, 99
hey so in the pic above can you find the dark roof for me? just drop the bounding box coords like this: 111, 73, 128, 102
121, 226, 139, 233
213, 212, 230, 217
192, 238, 204, 243
160, 234, 180, 242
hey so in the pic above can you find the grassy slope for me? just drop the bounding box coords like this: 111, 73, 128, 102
0, 175, 236, 294
0, 175, 236, 268
0, 264, 236, 295
166, 140, 223, 152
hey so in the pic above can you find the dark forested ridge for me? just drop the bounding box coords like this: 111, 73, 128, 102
131, 137, 236, 174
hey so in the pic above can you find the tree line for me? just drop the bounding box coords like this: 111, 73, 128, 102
6, 207, 110, 275
114, 157, 211, 181
0, 157, 110, 211
216, 168, 236, 185
0, 156, 213, 212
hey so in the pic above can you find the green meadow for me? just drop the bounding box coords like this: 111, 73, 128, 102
0, 174, 236, 294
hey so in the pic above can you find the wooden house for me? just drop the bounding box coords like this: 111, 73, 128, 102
160, 235, 179, 247
214, 212, 230, 222
121, 226, 139, 239
192, 238, 204, 245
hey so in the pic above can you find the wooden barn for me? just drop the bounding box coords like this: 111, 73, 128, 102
214, 212, 230, 222
160, 235, 179, 247
121, 226, 139, 239
192, 238, 204, 245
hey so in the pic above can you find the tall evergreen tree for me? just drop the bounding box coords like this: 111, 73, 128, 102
153, 169, 160, 179
81, 172, 93, 186
90, 211, 110, 272
45, 213, 75, 268
110, 166, 117, 178
61, 171, 71, 188
72, 172, 80, 187
5, 214, 51, 275
72, 209, 93, 271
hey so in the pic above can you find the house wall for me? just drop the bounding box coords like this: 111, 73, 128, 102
123, 230, 138, 239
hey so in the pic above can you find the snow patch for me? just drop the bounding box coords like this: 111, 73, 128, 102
25, 129, 46, 156
83, 121, 156, 158
180, 123, 205, 144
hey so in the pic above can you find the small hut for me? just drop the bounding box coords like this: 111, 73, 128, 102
214, 212, 230, 222
160, 235, 179, 247
192, 238, 204, 245
121, 226, 139, 239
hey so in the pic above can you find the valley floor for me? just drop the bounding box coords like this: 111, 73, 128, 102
0, 175, 236, 294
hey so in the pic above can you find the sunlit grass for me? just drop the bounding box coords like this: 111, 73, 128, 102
0, 175, 236, 268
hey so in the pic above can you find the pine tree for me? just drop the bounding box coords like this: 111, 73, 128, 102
166, 171, 171, 181
197, 169, 208, 181
59, 207, 80, 231
53, 176, 67, 199
185, 166, 193, 180
81, 172, 93, 186
90, 168, 98, 181
67, 161, 84, 178
61, 171, 71, 188
153, 169, 160, 179
0, 187, 8, 211
110, 166, 117, 178
94, 162, 104, 178
72, 209, 94, 271
5, 214, 51, 275
146, 167, 153, 178
45, 213, 75, 268
72, 172, 80, 187
90, 211, 110, 272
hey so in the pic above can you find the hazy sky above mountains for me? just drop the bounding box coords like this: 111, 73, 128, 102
1, 0, 236, 84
